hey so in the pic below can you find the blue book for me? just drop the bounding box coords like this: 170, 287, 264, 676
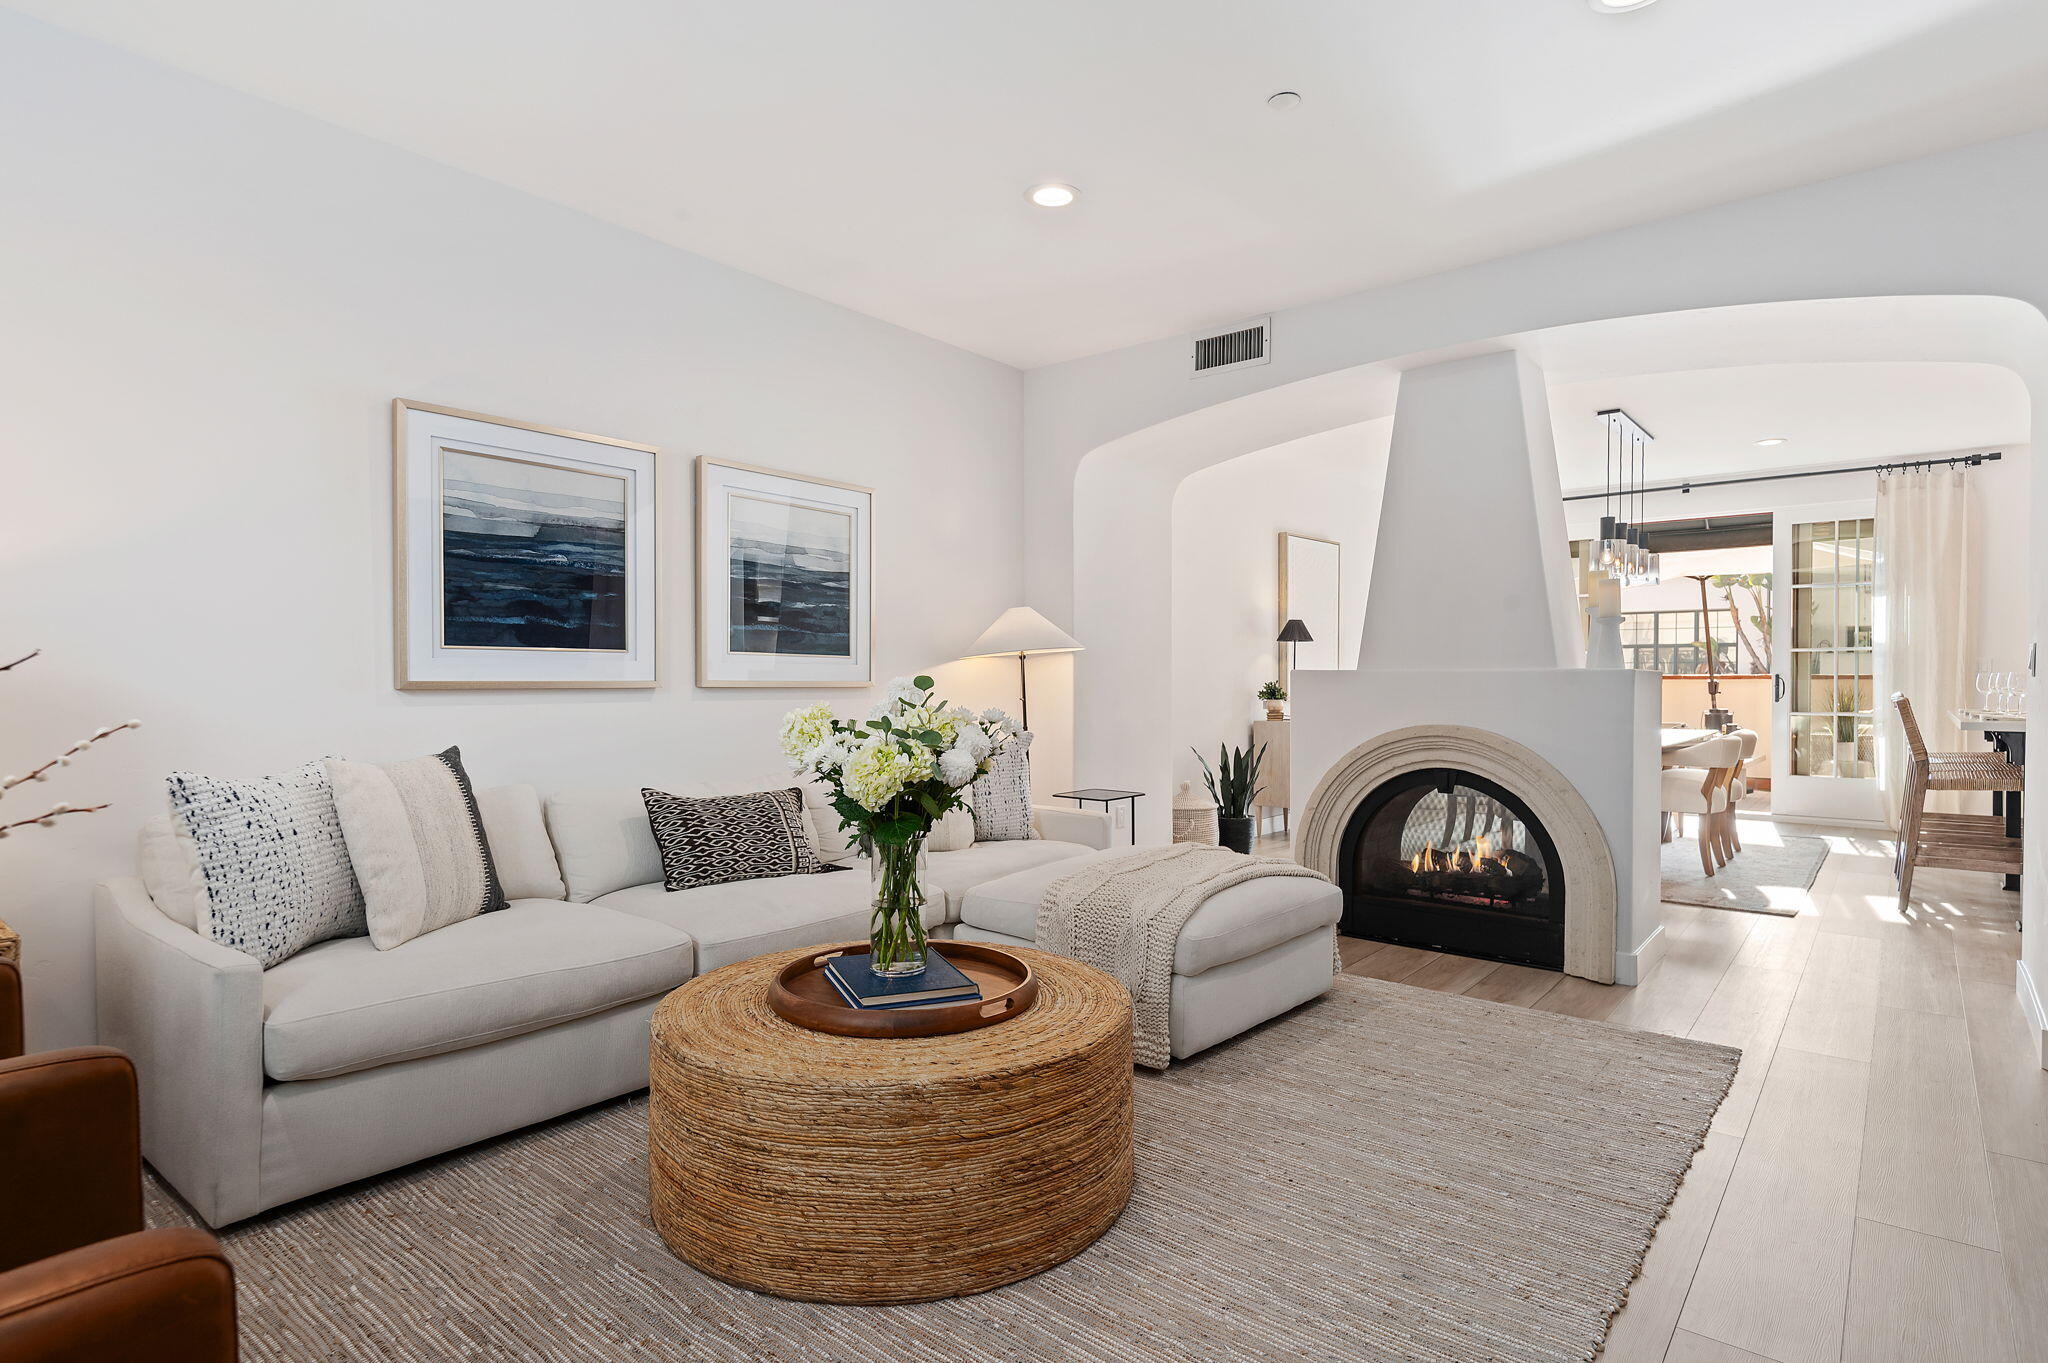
823, 950, 982, 1010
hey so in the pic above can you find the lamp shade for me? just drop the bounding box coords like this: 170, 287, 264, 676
963, 606, 1083, 658
1276, 618, 1314, 643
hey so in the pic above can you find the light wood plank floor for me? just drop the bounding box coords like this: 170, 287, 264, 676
1268, 819, 2044, 1363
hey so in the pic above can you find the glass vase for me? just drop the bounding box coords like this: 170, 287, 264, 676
866, 830, 930, 977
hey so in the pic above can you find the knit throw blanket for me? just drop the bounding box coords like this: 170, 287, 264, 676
1037, 844, 1333, 1069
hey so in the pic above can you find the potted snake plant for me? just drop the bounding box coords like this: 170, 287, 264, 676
1195, 740, 1266, 855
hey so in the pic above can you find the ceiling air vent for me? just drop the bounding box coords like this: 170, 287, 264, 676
1191, 316, 1271, 375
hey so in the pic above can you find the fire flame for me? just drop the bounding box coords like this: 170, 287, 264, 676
1411, 834, 1503, 876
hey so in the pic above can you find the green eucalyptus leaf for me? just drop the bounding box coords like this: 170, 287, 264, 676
913, 675, 934, 690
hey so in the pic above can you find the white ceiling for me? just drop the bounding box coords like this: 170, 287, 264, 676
1549, 360, 2028, 492
11, 0, 2048, 366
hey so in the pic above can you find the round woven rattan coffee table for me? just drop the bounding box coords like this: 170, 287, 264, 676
648, 944, 1134, 1305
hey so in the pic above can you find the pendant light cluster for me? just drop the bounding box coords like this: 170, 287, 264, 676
1595, 408, 1660, 585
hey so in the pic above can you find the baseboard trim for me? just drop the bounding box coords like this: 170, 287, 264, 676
2018, 960, 2048, 1072
1613, 923, 1666, 989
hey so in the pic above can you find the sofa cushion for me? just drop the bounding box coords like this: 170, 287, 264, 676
592, 869, 943, 974
475, 784, 566, 900
923, 840, 1095, 921
957, 851, 1342, 976
136, 812, 204, 930
260, 900, 691, 1082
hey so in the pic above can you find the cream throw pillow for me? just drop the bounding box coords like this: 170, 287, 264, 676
327, 747, 507, 950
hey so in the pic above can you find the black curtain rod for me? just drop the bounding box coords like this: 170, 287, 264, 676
1561, 451, 2002, 502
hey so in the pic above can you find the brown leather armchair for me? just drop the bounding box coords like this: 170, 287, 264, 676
0, 962, 238, 1361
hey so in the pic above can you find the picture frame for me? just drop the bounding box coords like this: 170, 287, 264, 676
393, 400, 659, 690
696, 457, 873, 688
1278, 531, 1342, 674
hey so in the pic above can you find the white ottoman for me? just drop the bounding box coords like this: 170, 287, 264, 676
952, 850, 1342, 1061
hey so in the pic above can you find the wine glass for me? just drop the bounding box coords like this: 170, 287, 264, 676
1976, 664, 1997, 717
1996, 672, 2019, 717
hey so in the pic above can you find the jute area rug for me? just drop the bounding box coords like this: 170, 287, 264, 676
1661, 820, 1828, 916
148, 977, 1738, 1363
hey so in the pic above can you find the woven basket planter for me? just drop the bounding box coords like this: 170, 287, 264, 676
1172, 781, 1218, 845
648, 946, 1134, 1304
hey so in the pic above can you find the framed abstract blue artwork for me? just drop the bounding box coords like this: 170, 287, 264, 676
394, 400, 659, 689
695, 457, 872, 687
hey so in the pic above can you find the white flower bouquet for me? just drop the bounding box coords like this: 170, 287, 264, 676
780, 676, 1019, 975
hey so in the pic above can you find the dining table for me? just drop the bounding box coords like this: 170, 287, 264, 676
1659, 728, 1720, 766
1954, 710, 2026, 890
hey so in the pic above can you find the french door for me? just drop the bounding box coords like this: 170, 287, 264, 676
1771, 504, 1886, 823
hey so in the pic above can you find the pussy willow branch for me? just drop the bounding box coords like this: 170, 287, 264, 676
1, 720, 141, 799
0, 803, 111, 837
2, 649, 141, 837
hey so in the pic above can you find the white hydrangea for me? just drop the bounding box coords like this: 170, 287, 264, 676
803, 737, 855, 778
778, 704, 837, 767
938, 747, 979, 787
886, 676, 924, 707
845, 739, 912, 811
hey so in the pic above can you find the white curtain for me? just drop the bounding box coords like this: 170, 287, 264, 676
1875, 467, 1977, 822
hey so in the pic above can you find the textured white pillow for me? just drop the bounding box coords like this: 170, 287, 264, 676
474, 784, 566, 901
968, 731, 1039, 843
136, 813, 204, 930
927, 804, 978, 853
327, 747, 507, 950
165, 760, 367, 968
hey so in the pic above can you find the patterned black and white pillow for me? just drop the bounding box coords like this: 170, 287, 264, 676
968, 730, 1039, 843
166, 760, 368, 968
642, 787, 825, 893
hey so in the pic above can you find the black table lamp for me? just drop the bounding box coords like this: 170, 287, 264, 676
1277, 618, 1314, 677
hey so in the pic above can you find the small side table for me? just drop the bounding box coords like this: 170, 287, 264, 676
1054, 788, 1143, 846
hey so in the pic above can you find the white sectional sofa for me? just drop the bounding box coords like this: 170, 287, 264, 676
96, 782, 1112, 1227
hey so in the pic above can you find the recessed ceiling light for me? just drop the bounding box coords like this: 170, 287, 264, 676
1267, 91, 1302, 110
1588, 0, 1659, 11
1026, 183, 1079, 208
1754, 436, 1789, 447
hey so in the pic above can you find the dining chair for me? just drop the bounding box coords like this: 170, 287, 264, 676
1661, 734, 1742, 877
1722, 729, 1760, 854
1891, 693, 2022, 911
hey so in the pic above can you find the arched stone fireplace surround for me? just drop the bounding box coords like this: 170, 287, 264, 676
1297, 724, 1617, 984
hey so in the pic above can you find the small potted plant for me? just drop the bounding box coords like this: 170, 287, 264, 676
1257, 680, 1287, 721
1195, 741, 1266, 855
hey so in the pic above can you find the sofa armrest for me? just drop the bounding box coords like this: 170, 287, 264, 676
0, 1047, 143, 1273
0, 1228, 236, 1363
1032, 805, 1115, 850
93, 880, 264, 1228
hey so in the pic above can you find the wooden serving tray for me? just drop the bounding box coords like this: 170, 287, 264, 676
768, 942, 1038, 1038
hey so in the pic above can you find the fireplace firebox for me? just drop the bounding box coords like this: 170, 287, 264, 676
1337, 767, 1565, 971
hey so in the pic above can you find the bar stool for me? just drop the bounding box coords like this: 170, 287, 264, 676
1892, 693, 2023, 911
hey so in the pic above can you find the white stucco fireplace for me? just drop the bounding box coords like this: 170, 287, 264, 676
1288, 348, 1663, 985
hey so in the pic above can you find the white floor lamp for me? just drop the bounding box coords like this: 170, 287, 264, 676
962, 607, 1084, 732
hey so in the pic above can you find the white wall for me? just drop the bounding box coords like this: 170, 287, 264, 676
1169, 423, 1385, 793
0, 15, 1025, 1049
